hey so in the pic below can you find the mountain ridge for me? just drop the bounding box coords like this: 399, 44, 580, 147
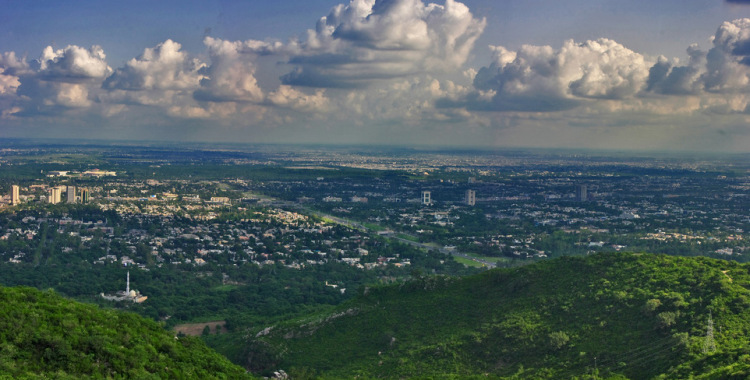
0, 285, 251, 379
246, 253, 750, 379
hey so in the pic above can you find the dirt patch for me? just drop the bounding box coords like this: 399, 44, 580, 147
174, 320, 226, 336
722, 270, 733, 282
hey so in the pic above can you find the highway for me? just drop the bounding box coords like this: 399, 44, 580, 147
280, 201, 496, 268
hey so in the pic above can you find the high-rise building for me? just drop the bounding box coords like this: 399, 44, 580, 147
421, 190, 431, 205
48, 187, 62, 204
67, 185, 76, 203
465, 189, 476, 206
576, 184, 588, 202
81, 188, 90, 204
10, 185, 20, 205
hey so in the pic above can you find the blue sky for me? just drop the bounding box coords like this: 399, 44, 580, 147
3, 0, 750, 151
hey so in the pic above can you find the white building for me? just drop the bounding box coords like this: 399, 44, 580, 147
67, 185, 76, 203
421, 190, 431, 206
101, 271, 148, 303
465, 189, 476, 206
48, 187, 62, 204
10, 185, 19, 205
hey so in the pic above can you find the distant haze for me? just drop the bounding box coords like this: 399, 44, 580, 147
3, 0, 750, 152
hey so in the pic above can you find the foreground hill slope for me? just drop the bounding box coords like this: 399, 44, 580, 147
0, 286, 250, 379
248, 253, 750, 379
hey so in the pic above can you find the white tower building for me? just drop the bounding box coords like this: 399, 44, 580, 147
48, 187, 62, 204
67, 185, 76, 203
465, 189, 476, 206
10, 185, 20, 205
421, 190, 431, 205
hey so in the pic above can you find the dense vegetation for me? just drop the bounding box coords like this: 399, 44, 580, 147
0, 286, 251, 379
248, 253, 750, 379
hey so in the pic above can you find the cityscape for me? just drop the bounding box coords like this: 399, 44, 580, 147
2, 141, 750, 377
4, 0, 750, 378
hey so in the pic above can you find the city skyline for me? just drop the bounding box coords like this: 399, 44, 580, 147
3, 0, 750, 151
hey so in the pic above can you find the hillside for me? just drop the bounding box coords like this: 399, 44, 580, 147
0, 286, 251, 379
246, 253, 750, 379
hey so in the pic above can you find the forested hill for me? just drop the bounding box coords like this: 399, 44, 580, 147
248, 253, 750, 379
0, 286, 251, 379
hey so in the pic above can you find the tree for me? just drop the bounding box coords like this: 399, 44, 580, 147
548, 331, 570, 350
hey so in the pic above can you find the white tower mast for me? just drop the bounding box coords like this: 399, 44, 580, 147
126, 271, 130, 294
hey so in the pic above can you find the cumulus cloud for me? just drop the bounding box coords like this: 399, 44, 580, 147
0, 52, 30, 95
464, 38, 651, 111
267, 85, 329, 112
8, 45, 111, 114
331, 75, 479, 126
642, 19, 750, 96
0, 72, 20, 96
103, 39, 204, 91
637, 17, 750, 121
37, 45, 111, 82
14, 79, 93, 111
702, 18, 750, 92
277, 0, 485, 88
193, 37, 264, 103
645, 45, 705, 95
0, 52, 32, 76
0, 52, 29, 116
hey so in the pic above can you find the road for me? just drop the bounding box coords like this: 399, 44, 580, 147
387, 235, 496, 268
279, 201, 496, 268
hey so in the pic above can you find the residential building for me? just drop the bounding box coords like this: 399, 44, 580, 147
10, 185, 19, 205
421, 190, 431, 205
67, 185, 76, 203
465, 189, 476, 206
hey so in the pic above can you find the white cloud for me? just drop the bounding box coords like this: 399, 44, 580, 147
7, 45, 111, 113
702, 18, 750, 92
278, 0, 486, 88
0, 52, 32, 75
644, 19, 750, 95
167, 105, 211, 119
0, 52, 31, 95
53, 83, 91, 107
103, 39, 204, 91
193, 37, 264, 103
645, 46, 705, 95
335, 75, 479, 125
0, 68, 21, 95
267, 85, 330, 112
98, 89, 186, 107
468, 38, 651, 112
7, 7, 750, 151
38, 45, 111, 81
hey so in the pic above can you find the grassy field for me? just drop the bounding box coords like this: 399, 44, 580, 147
396, 233, 419, 242
212, 284, 239, 292
452, 256, 486, 268
461, 251, 510, 263
363, 222, 386, 232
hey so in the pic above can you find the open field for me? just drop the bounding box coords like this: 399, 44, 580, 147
174, 320, 226, 336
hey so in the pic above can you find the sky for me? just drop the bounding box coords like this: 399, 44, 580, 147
3, 0, 750, 152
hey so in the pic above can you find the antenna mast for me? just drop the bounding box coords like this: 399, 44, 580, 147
703, 313, 716, 354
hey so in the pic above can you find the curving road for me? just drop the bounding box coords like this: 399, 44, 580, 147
282, 201, 496, 268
